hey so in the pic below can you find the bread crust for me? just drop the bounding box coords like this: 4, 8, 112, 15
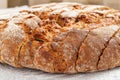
98, 29, 120, 70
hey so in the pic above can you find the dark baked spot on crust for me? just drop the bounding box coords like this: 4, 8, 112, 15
78, 12, 101, 23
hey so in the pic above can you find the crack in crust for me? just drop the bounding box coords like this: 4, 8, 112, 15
17, 44, 23, 67
76, 25, 119, 72
97, 28, 120, 70
52, 29, 89, 73
0, 23, 25, 66
75, 30, 90, 72
97, 27, 120, 70
0, 13, 41, 67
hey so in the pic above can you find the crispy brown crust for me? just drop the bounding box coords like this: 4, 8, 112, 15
0, 23, 25, 67
0, 20, 7, 63
76, 25, 119, 72
1, 2, 120, 73
98, 29, 120, 70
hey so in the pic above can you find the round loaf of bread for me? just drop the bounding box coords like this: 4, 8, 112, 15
0, 2, 120, 73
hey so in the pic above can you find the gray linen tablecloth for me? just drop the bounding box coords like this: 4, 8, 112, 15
0, 63, 120, 80
0, 6, 120, 80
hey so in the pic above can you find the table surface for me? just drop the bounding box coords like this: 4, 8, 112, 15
0, 63, 120, 80
0, 6, 120, 80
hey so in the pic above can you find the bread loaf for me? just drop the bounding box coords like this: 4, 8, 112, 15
0, 2, 120, 73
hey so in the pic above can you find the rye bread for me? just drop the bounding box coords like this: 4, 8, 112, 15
0, 2, 120, 73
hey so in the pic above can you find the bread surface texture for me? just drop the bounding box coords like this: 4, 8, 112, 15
0, 2, 120, 73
